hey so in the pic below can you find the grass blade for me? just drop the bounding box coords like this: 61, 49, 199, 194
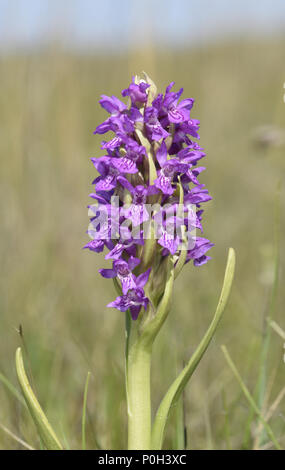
222, 389, 232, 450
0, 371, 27, 408
0, 422, 35, 450
254, 182, 281, 447
82, 371, 91, 450
268, 320, 285, 341
221, 345, 281, 450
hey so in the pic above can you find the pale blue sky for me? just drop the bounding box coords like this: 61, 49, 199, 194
0, 0, 285, 51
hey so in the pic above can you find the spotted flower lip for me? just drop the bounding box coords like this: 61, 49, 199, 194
86, 75, 213, 320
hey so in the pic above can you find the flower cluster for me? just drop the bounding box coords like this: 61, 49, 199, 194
85, 75, 213, 320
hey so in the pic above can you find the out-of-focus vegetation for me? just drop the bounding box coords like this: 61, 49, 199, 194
0, 37, 284, 450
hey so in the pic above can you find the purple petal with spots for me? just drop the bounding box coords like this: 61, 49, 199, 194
112, 157, 138, 174
158, 230, 180, 255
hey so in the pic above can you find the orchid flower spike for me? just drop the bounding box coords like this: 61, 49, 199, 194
85, 74, 213, 322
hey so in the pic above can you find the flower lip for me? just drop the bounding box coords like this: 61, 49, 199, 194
133, 186, 147, 205
115, 261, 131, 277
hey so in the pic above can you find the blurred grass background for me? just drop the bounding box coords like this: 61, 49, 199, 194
0, 35, 285, 450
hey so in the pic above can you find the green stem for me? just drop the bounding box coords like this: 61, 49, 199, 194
127, 341, 152, 450
126, 256, 174, 450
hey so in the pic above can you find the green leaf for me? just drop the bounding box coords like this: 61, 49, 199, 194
15, 348, 63, 450
173, 392, 186, 450
151, 248, 236, 450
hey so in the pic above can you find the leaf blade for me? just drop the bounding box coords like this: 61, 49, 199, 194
15, 347, 63, 450
82, 371, 91, 450
151, 248, 236, 450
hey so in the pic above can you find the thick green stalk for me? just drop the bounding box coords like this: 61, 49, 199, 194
127, 341, 152, 450
126, 257, 175, 450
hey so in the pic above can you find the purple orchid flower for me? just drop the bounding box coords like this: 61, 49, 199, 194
154, 141, 189, 195
178, 119, 201, 139
153, 82, 194, 125
87, 192, 120, 241
101, 136, 122, 152
185, 185, 212, 205
105, 236, 144, 260
99, 94, 127, 115
83, 239, 113, 254
107, 269, 151, 320
91, 155, 138, 192
94, 100, 143, 138
157, 229, 181, 256
118, 177, 159, 227
122, 77, 150, 105
99, 257, 140, 294
144, 106, 170, 142
176, 146, 206, 165
121, 137, 146, 165
186, 237, 214, 266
